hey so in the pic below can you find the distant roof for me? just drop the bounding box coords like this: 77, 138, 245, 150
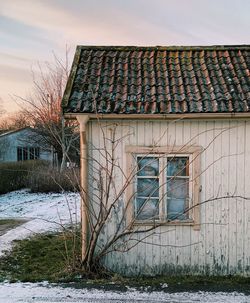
0, 130, 8, 135
0, 127, 32, 138
62, 45, 250, 115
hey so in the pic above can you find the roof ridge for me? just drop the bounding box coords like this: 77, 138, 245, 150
77, 45, 250, 51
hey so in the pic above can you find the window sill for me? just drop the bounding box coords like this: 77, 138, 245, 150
133, 219, 195, 227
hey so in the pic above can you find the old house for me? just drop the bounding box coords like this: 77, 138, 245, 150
62, 45, 250, 276
0, 127, 53, 163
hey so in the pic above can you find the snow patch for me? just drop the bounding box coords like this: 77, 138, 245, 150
0, 189, 80, 256
0, 282, 249, 303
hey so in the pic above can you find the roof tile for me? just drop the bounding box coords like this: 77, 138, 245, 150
62, 45, 250, 114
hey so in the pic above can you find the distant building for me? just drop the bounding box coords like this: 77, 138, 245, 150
0, 127, 53, 163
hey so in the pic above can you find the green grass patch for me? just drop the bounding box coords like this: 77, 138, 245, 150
0, 219, 21, 226
0, 219, 27, 236
2, 229, 250, 291
0, 230, 81, 282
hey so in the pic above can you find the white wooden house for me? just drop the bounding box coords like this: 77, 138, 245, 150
62, 45, 250, 276
0, 127, 53, 163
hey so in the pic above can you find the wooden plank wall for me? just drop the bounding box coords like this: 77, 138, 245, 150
88, 119, 250, 276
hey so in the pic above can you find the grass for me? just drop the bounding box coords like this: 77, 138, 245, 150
0, 219, 24, 226
0, 219, 27, 236
1, 230, 250, 292
0, 230, 81, 283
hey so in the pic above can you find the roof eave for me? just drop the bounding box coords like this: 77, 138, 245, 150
61, 46, 82, 110
64, 112, 250, 120
0, 127, 32, 138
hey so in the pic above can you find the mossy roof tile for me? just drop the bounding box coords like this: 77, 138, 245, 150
62, 45, 250, 114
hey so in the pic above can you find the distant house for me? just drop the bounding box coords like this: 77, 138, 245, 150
0, 127, 53, 163
62, 45, 250, 276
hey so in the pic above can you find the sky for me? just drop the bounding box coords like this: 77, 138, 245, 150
1, 0, 250, 113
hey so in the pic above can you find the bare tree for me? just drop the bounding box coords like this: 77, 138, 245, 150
0, 98, 7, 133
0, 97, 5, 118
14, 49, 79, 171
0, 110, 31, 131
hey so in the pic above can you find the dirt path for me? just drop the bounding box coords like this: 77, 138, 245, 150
0, 219, 28, 236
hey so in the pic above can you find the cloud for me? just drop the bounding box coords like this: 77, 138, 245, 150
0, 63, 36, 112
0, 52, 32, 64
41, 0, 250, 45
0, 15, 54, 47
0, 0, 197, 46
2, 0, 250, 47
0, 64, 32, 82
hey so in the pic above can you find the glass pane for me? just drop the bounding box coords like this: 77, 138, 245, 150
137, 157, 159, 176
167, 157, 189, 176
166, 178, 189, 220
23, 147, 28, 161
136, 198, 159, 220
35, 147, 40, 159
137, 178, 159, 197
167, 178, 189, 199
17, 147, 22, 161
167, 198, 188, 220
29, 147, 34, 160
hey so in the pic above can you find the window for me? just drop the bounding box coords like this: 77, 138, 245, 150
29, 147, 35, 160
17, 147, 23, 161
126, 146, 202, 230
23, 147, 28, 161
136, 157, 160, 220
17, 147, 40, 161
166, 157, 189, 220
34, 147, 40, 159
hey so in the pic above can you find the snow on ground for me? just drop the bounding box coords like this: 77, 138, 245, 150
0, 282, 249, 303
1, 191, 250, 302
0, 189, 80, 256
1, 190, 250, 303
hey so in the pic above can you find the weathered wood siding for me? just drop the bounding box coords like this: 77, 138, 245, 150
88, 119, 250, 276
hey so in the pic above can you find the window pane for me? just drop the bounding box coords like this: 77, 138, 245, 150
136, 198, 159, 220
167, 178, 188, 199
167, 157, 189, 176
167, 178, 189, 220
29, 148, 35, 160
137, 178, 159, 197
23, 147, 28, 161
35, 147, 40, 159
17, 147, 22, 161
167, 198, 188, 220
137, 157, 159, 176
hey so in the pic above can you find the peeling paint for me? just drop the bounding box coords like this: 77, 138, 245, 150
88, 119, 250, 277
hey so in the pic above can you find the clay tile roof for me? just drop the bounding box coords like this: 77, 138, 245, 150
62, 45, 250, 115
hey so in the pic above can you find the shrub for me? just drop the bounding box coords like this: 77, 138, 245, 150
0, 160, 48, 194
28, 166, 80, 193
0, 160, 80, 194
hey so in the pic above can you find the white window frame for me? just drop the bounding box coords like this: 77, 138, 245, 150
125, 145, 202, 230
